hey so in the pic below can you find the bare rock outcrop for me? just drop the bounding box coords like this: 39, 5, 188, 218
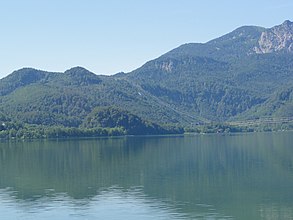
254, 20, 293, 54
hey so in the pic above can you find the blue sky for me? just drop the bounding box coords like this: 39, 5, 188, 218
0, 0, 293, 77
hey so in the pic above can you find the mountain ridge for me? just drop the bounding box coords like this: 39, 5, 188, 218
1, 20, 293, 137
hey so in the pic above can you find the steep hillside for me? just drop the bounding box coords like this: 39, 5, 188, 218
0, 67, 196, 129
0, 20, 293, 137
238, 86, 293, 119
126, 20, 293, 121
163, 25, 265, 61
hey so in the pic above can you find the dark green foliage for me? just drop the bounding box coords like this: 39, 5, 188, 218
82, 106, 184, 135
0, 125, 126, 139
0, 68, 48, 95
60, 67, 102, 86
239, 86, 293, 119
1, 22, 293, 138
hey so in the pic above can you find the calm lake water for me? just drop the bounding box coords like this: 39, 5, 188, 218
0, 132, 293, 219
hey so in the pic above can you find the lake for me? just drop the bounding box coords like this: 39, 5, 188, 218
0, 132, 293, 219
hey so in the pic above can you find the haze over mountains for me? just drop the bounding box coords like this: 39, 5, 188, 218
1, 20, 293, 133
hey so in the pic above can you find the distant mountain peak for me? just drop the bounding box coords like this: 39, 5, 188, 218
254, 20, 293, 54
63, 66, 101, 85
8, 68, 47, 83
64, 66, 95, 76
282, 20, 293, 27
0, 68, 48, 96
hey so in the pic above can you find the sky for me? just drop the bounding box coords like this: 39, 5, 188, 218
0, 0, 293, 78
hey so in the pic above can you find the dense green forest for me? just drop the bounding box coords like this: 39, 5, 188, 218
0, 107, 183, 139
0, 21, 293, 139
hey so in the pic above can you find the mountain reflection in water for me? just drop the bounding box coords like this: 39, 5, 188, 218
0, 133, 293, 219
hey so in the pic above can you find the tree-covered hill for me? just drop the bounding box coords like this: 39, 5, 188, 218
1, 21, 293, 138
81, 106, 183, 135
125, 20, 293, 122
237, 86, 293, 119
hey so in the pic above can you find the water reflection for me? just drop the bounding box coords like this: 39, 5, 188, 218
0, 132, 293, 219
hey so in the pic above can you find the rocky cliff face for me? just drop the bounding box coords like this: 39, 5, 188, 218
254, 20, 293, 54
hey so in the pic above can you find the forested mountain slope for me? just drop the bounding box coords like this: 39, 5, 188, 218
126, 20, 293, 122
0, 20, 293, 137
